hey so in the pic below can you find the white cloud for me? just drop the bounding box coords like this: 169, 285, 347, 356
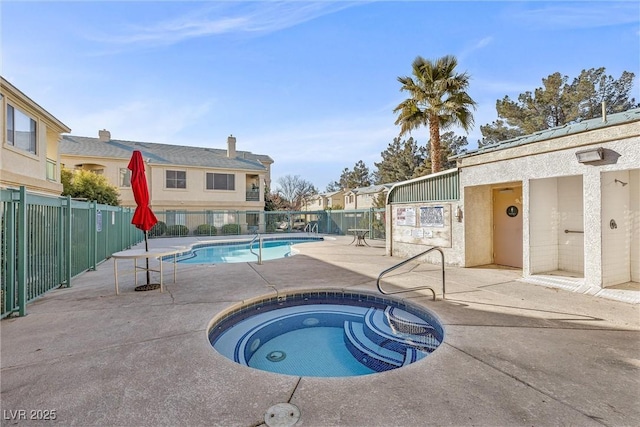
95, 1, 366, 49
510, 3, 639, 29
459, 36, 494, 61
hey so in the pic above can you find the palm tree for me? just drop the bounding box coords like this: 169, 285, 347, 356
394, 55, 477, 173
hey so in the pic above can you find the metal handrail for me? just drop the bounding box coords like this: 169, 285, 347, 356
303, 222, 319, 234
376, 247, 445, 301
248, 234, 263, 265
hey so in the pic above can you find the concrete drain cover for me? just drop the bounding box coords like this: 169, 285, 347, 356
264, 403, 300, 427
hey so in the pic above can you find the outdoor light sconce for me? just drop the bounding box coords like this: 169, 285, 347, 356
575, 147, 604, 163
455, 205, 463, 222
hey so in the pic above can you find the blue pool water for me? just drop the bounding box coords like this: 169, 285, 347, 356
176, 237, 322, 264
209, 291, 444, 377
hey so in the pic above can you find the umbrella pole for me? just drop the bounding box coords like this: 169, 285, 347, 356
135, 230, 160, 292
145, 230, 151, 285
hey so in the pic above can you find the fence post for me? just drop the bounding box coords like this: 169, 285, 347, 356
89, 200, 97, 270
65, 196, 72, 287
57, 196, 64, 287
369, 208, 374, 238
4, 190, 17, 315
16, 187, 27, 316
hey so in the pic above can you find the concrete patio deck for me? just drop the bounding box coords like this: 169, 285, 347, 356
1, 236, 639, 426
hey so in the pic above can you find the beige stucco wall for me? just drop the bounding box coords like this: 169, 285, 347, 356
459, 129, 640, 289
386, 202, 466, 266
60, 153, 266, 211
385, 116, 639, 293
148, 165, 265, 211
630, 169, 640, 283
462, 185, 493, 267
1, 79, 70, 195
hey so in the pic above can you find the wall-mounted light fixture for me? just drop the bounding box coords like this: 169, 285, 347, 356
455, 205, 463, 222
575, 147, 604, 163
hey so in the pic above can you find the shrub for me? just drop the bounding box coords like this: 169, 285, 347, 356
194, 224, 217, 236
220, 224, 241, 235
149, 221, 166, 237
165, 224, 189, 236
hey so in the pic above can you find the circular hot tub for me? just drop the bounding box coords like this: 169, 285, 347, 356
208, 290, 444, 377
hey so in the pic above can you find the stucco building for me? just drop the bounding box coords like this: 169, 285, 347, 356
60, 131, 273, 210
386, 108, 639, 302
302, 190, 344, 211
343, 184, 394, 210
1, 77, 71, 195
60, 132, 274, 232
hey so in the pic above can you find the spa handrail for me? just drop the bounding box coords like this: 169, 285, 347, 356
248, 234, 263, 265
376, 247, 445, 301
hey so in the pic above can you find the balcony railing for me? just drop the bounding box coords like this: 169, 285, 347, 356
246, 190, 260, 201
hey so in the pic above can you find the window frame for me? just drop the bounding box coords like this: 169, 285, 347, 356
6, 104, 37, 155
119, 168, 131, 187
165, 170, 187, 189
206, 172, 235, 191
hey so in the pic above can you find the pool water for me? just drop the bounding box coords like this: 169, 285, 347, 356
176, 238, 322, 264
248, 327, 375, 376
209, 291, 444, 377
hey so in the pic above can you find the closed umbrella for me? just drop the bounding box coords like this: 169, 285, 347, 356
128, 150, 159, 291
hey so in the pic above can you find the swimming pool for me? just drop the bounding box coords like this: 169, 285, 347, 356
208, 290, 443, 377
175, 237, 323, 264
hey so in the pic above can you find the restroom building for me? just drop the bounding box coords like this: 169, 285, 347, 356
386, 108, 639, 302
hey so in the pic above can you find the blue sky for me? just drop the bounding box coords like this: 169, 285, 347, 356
3, 1, 639, 191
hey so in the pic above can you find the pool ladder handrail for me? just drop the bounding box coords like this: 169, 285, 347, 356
304, 222, 319, 234
376, 247, 445, 301
249, 234, 263, 265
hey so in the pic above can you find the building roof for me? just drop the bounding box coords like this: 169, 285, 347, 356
346, 183, 395, 195
60, 135, 273, 172
452, 108, 640, 160
1, 77, 71, 134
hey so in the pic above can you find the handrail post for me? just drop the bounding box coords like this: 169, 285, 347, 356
249, 234, 262, 264
376, 246, 445, 301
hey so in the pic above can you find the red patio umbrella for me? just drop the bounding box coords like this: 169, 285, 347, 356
128, 150, 158, 291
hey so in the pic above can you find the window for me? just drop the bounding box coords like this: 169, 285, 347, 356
166, 170, 186, 189
119, 168, 131, 187
7, 104, 37, 154
206, 173, 235, 190
46, 159, 56, 181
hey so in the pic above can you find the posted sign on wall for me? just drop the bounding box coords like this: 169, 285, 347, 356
395, 207, 415, 226
419, 206, 444, 227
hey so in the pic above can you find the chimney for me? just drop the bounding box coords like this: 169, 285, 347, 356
227, 135, 236, 158
98, 129, 111, 142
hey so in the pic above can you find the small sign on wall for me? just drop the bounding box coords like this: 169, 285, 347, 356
96, 210, 102, 232
396, 207, 416, 226
411, 228, 423, 238
419, 206, 445, 227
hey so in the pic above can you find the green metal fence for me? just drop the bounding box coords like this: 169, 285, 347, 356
1, 187, 142, 318
0, 189, 385, 319
149, 208, 386, 240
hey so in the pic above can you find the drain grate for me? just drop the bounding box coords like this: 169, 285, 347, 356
266, 350, 286, 362
264, 403, 300, 427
